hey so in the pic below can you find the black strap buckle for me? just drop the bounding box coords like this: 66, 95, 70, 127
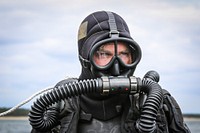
109, 30, 119, 38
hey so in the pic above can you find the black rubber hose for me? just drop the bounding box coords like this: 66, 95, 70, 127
29, 71, 163, 132
143, 70, 160, 83
136, 71, 163, 133
29, 78, 101, 131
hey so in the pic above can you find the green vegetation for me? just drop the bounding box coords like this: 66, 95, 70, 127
0, 107, 30, 116
183, 114, 200, 118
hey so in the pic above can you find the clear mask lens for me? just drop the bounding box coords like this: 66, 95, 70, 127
92, 41, 135, 67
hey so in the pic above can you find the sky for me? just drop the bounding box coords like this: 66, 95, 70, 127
0, 0, 199, 114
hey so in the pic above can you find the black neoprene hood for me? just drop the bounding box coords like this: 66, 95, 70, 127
78, 11, 142, 79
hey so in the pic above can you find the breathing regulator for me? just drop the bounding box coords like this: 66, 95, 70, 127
28, 70, 162, 133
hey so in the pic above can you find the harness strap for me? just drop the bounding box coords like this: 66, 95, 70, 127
106, 11, 119, 38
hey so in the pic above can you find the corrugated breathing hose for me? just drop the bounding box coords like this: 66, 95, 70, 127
136, 70, 163, 133
29, 71, 163, 133
29, 78, 101, 131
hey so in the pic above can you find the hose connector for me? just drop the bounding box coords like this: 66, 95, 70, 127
29, 72, 162, 132
100, 76, 140, 95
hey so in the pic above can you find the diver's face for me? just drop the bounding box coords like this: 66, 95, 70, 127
93, 42, 132, 67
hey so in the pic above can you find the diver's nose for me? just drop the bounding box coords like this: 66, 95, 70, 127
110, 60, 120, 76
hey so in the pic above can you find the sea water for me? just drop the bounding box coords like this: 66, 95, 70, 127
0, 118, 199, 133
0, 119, 31, 133
185, 118, 200, 133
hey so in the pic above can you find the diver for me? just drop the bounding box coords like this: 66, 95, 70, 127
30, 11, 191, 133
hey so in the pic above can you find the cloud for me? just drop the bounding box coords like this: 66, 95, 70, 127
0, 0, 199, 114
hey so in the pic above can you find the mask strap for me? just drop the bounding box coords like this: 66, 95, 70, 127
106, 11, 119, 38
79, 55, 90, 68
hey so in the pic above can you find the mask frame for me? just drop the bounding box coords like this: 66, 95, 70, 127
89, 37, 142, 71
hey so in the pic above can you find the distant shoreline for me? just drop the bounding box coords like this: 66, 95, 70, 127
0, 116, 200, 121
0, 116, 28, 120
184, 117, 200, 121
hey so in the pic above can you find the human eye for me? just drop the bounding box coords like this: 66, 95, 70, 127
98, 51, 112, 58
119, 51, 130, 57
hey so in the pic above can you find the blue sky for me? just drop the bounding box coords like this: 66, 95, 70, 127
0, 0, 199, 114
